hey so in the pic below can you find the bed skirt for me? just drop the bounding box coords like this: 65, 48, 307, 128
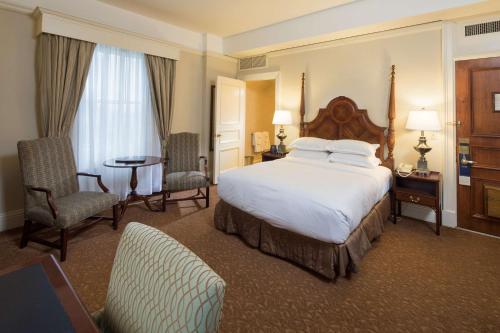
214, 193, 391, 280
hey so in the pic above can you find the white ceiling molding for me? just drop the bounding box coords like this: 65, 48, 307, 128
223, 0, 488, 56
0, 0, 32, 14
266, 22, 443, 58
3, 0, 206, 54
34, 7, 180, 60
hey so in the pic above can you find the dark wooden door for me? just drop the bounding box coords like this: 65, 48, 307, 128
456, 57, 500, 237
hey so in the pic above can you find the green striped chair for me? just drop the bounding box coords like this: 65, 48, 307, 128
163, 132, 210, 208
17, 137, 120, 261
94, 222, 226, 333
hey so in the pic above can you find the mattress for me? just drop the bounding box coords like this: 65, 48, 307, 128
217, 157, 392, 244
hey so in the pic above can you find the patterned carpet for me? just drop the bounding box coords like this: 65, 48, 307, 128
0, 187, 499, 332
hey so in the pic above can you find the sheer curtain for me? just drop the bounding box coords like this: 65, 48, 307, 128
72, 44, 161, 199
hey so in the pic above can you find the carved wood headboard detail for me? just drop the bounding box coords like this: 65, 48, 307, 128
299, 65, 396, 170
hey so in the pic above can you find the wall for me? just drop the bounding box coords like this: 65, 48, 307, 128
270, 28, 443, 170
245, 80, 275, 157
240, 27, 444, 222
172, 51, 204, 136
0, 8, 38, 230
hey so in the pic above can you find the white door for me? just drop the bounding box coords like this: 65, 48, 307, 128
213, 76, 246, 184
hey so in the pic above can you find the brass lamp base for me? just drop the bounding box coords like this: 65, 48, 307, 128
276, 126, 287, 153
414, 130, 432, 176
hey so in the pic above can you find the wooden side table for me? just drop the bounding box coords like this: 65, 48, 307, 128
393, 171, 442, 235
262, 151, 288, 162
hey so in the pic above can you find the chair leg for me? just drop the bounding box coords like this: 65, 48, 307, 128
60, 229, 68, 262
112, 204, 119, 230
20, 220, 32, 249
162, 191, 167, 212
205, 186, 210, 208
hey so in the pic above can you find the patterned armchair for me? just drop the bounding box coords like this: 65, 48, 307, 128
94, 222, 226, 333
17, 137, 120, 261
163, 132, 210, 208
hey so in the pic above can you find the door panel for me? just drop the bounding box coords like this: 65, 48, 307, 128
213, 76, 245, 184
456, 57, 500, 236
471, 68, 500, 136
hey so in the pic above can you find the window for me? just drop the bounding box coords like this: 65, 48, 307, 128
72, 44, 161, 198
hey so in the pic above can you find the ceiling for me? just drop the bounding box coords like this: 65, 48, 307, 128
98, 0, 357, 36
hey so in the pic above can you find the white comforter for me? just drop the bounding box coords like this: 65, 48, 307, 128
217, 157, 392, 244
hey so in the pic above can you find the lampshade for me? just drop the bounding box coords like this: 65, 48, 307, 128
272, 110, 292, 125
406, 110, 441, 131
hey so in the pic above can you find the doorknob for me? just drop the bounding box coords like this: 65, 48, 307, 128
447, 120, 462, 127
216, 134, 221, 138
460, 157, 476, 166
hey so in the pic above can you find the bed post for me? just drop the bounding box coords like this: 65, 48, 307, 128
299, 72, 305, 137
387, 65, 396, 169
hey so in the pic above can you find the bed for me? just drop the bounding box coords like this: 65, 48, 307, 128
214, 66, 396, 280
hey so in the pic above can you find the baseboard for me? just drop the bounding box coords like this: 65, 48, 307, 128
442, 209, 457, 228
400, 204, 457, 228
401, 203, 436, 223
0, 209, 24, 232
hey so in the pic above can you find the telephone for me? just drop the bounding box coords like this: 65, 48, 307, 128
396, 163, 414, 177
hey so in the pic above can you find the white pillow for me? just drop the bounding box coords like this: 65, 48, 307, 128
289, 137, 332, 151
328, 152, 381, 169
287, 149, 330, 161
326, 139, 379, 156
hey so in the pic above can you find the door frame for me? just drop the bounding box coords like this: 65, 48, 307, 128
442, 21, 500, 231
237, 71, 281, 142
213, 76, 246, 184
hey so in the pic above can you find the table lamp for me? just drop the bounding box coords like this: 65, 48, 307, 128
272, 110, 292, 153
406, 109, 441, 176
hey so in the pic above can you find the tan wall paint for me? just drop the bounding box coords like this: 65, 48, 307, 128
245, 80, 275, 157
172, 50, 204, 136
264, 29, 443, 172
0, 9, 38, 221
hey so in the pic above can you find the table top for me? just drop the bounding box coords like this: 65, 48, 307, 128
103, 155, 162, 168
262, 150, 289, 157
394, 171, 440, 183
0, 255, 98, 333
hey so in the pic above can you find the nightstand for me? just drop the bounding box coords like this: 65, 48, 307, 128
262, 151, 288, 162
393, 171, 442, 235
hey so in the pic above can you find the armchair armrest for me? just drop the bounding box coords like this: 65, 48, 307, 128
200, 156, 208, 178
77, 172, 109, 193
25, 185, 58, 219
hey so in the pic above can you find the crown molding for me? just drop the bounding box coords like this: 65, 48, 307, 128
205, 51, 238, 63
0, 0, 32, 14
266, 21, 442, 59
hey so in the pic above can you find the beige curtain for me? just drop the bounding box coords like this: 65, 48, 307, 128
36, 33, 96, 137
145, 54, 176, 157
145, 54, 176, 192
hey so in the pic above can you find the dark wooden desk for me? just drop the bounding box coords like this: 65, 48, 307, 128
0, 255, 98, 333
393, 171, 442, 235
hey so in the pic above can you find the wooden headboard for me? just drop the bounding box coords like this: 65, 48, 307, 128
299, 65, 396, 169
